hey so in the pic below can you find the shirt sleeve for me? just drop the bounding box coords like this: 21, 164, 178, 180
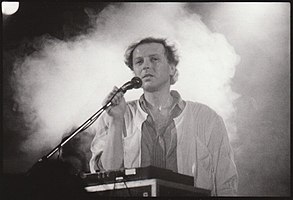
89, 113, 109, 173
207, 115, 238, 196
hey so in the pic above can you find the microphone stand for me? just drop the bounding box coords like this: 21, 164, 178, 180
26, 76, 142, 176
26, 90, 120, 177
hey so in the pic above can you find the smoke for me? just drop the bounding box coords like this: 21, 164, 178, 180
11, 3, 240, 166
205, 3, 290, 195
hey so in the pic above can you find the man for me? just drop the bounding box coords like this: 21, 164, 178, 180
89, 37, 238, 196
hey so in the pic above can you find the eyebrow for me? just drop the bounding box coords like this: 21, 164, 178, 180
134, 54, 161, 59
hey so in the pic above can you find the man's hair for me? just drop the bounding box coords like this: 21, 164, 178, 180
124, 37, 179, 85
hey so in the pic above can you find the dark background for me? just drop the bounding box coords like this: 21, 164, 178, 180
2, 2, 290, 196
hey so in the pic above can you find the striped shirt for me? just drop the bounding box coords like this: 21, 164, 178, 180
139, 91, 185, 172
90, 90, 238, 196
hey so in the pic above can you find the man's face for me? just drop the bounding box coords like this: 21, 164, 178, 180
132, 43, 175, 92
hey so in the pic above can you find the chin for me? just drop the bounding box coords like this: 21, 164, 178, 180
142, 83, 158, 92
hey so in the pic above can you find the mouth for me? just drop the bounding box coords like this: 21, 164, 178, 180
142, 74, 154, 79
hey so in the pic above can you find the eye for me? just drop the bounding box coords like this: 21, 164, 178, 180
134, 59, 143, 66
151, 57, 160, 62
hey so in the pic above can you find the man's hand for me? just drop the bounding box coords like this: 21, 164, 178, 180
103, 86, 127, 120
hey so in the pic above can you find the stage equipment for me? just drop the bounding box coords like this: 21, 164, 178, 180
82, 166, 211, 197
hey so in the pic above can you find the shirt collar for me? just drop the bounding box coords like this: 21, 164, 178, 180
139, 90, 185, 114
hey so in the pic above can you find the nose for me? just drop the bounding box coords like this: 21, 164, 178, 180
142, 59, 151, 70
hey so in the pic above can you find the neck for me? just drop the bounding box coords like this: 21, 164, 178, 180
144, 87, 172, 109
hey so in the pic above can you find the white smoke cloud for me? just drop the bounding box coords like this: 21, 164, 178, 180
12, 3, 240, 163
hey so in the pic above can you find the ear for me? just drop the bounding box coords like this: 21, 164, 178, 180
169, 64, 176, 76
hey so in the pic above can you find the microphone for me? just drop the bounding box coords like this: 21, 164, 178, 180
104, 77, 142, 108
119, 77, 142, 93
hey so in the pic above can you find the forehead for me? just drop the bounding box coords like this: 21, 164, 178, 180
133, 42, 165, 58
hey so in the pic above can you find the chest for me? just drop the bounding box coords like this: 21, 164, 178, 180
148, 108, 172, 133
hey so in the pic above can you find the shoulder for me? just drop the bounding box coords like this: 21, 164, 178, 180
185, 101, 226, 144
185, 101, 220, 119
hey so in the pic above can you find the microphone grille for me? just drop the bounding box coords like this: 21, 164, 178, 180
131, 77, 142, 89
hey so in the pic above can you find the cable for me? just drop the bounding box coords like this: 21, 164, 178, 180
122, 181, 132, 197
111, 179, 116, 196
